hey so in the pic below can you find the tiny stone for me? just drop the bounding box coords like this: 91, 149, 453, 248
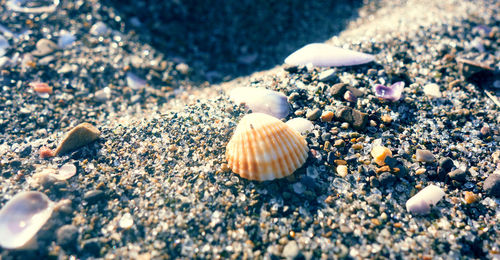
480, 125, 490, 136
483, 174, 500, 198
319, 69, 336, 82
320, 111, 334, 122
329, 83, 348, 98
438, 157, 454, 175
32, 39, 59, 57
119, 213, 134, 229
464, 191, 479, 204
343, 90, 357, 102
351, 143, 363, 150
415, 149, 435, 162
381, 114, 392, 123
306, 108, 321, 121
423, 83, 442, 98
340, 122, 349, 129
175, 63, 189, 75
83, 190, 105, 204
378, 172, 396, 187
448, 169, 467, 182
282, 240, 300, 259
337, 165, 348, 178
371, 146, 392, 166
288, 92, 300, 102
56, 225, 78, 249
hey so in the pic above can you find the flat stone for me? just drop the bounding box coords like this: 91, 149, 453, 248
55, 123, 101, 155
56, 225, 78, 249
306, 108, 321, 121
335, 106, 369, 129
483, 174, 500, 198
415, 149, 435, 162
378, 172, 396, 187
83, 190, 105, 204
32, 39, 59, 57
423, 83, 442, 98
448, 169, 467, 182
282, 240, 300, 259
329, 83, 348, 98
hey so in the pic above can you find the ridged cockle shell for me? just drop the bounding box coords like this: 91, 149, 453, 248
284, 43, 374, 67
226, 113, 309, 181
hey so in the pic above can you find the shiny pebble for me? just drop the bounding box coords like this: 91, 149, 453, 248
415, 149, 435, 162
119, 213, 134, 229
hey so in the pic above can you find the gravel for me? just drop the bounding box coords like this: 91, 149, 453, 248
0, 0, 499, 259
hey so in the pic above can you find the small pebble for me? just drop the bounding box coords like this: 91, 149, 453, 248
119, 213, 134, 229
320, 111, 334, 122
56, 225, 78, 249
39, 146, 55, 159
415, 168, 427, 175
55, 123, 101, 155
336, 165, 348, 178
282, 240, 300, 259
319, 69, 336, 82
175, 63, 189, 75
378, 172, 396, 187
32, 39, 59, 57
343, 90, 357, 102
340, 122, 349, 129
306, 108, 321, 121
83, 190, 105, 204
371, 146, 392, 166
58, 163, 77, 180
448, 169, 467, 182
423, 83, 442, 98
380, 114, 392, 123
415, 149, 435, 162
90, 22, 109, 36
463, 191, 479, 204
285, 118, 313, 134
329, 83, 348, 98
483, 174, 500, 198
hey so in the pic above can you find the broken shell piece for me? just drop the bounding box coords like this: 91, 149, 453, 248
0, 191, 55, 249
229, 87, 290, 119
226, 113, 308, 181
373, 81, 405, 102
284, 43, 374, 67
55, 123, 100, 155
285, 118, 314, 135
406, 185, 445, 215
7, 0, 59, 13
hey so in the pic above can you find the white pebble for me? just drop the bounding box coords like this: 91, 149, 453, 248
406, 185, 445, 215
285, 118, 313, 134
336, 165, 348, 178
423, 83, 442, 98
90, 21, 109, 36
57, 163, 77, 180
119, 213, 134, 229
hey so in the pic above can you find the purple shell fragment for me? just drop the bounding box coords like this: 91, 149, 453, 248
373, 81, 405, 101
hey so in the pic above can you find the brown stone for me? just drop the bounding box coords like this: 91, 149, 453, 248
55, 123, 101, 155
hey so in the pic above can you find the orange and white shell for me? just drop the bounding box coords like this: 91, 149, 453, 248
226, 113, 309, 181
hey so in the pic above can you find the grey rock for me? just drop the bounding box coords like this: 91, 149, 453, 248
56, 225, 78, 249
83, 190, 105, 204
438, 157, 454, 175
306, 108, 321, 121
378, 172, 396, 187
448, 169, 467, 182
32, 39, 59, 57
483, 174, 500, 198
329, 83, 348, 98
415, 149, 435, 162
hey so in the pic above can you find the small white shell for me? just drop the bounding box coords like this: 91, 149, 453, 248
285, 118, 314, 134
285, 43, 375, 67
126, 72, 147, 90
406, 185, 445, 215
229, 87, 290, 118
226, 113, 308, 181
0, 191, 54, 249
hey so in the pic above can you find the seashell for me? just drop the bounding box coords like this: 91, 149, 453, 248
284, 43, 374, 67
0, 191, 55, 249
226, 113, 308, 181
373, 81, 404, 101
7, 0, 59, 13
406, 185, 445, 215
229, 87, 290, 118
0, 35, 9, 57
285, 118, 314, 134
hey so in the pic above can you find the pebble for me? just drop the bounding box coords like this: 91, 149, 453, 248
378, 172, 396, 187
415, 149, 435, 162
282, 240, 300, 259
448, 169, 467, 182
371, 146, 392, 166
32, 39, 59, 57
285, 118, 313, 134
438, 157, 454, 175
126, 72, 147, 90
58, 31, 76, 48
55, 123, 101, 155
83, 190, 105, 204
463, 191, 479, 204
94, 87, 112, 102
90, 21, 109, 36
58, 163, 77, 180
483, 174, 500, 198
340, 122, 349, 129
423, 83, 442, 98
56, 225, 78, 249
343, 90, 357, 102
336, 165, 348, 178
329, 83, 348, 98
380, 114, 392, 123
175, 63, 190, 75
406, 185, 445, 215
119, 213, 134, 229
334, 106, 368, 129
320, 111, 334, 122
306, 108, 321, 121
319, 69, 336, 82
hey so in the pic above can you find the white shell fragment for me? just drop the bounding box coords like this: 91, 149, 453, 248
57, 31, 76, 49
406, 185, 445, 215
285, 118, 314, 134
284, 43, 375, 67
7, 0, 59, 13
126, 72, 147, 90
57, 163, 77, 180
0, 191, 55, 249
229, 87, 290, 118
423, 83, 442, 98
118, 213, 134, 229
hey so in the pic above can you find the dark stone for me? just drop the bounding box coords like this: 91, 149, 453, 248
329, 83, 348, 98
83, 190, 105, 204
19, 145, 32, 157
56, 225, 79, 250
351, 109, 368, 129
369, 176, 380, 187
335, 106, 353, 122
438, 157, 454, 176
378, 172, 396, 187
327, 152, 336, 164
384, 157, 399, 168
81, 238, 101, 256
448, 169, 467, 182
345, 86, 363, 97
483, 174, 500, 198
284, 65, 298, 73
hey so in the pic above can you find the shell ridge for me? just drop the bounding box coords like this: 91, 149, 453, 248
264, 123, 287, 179
277, 126, 299, 178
